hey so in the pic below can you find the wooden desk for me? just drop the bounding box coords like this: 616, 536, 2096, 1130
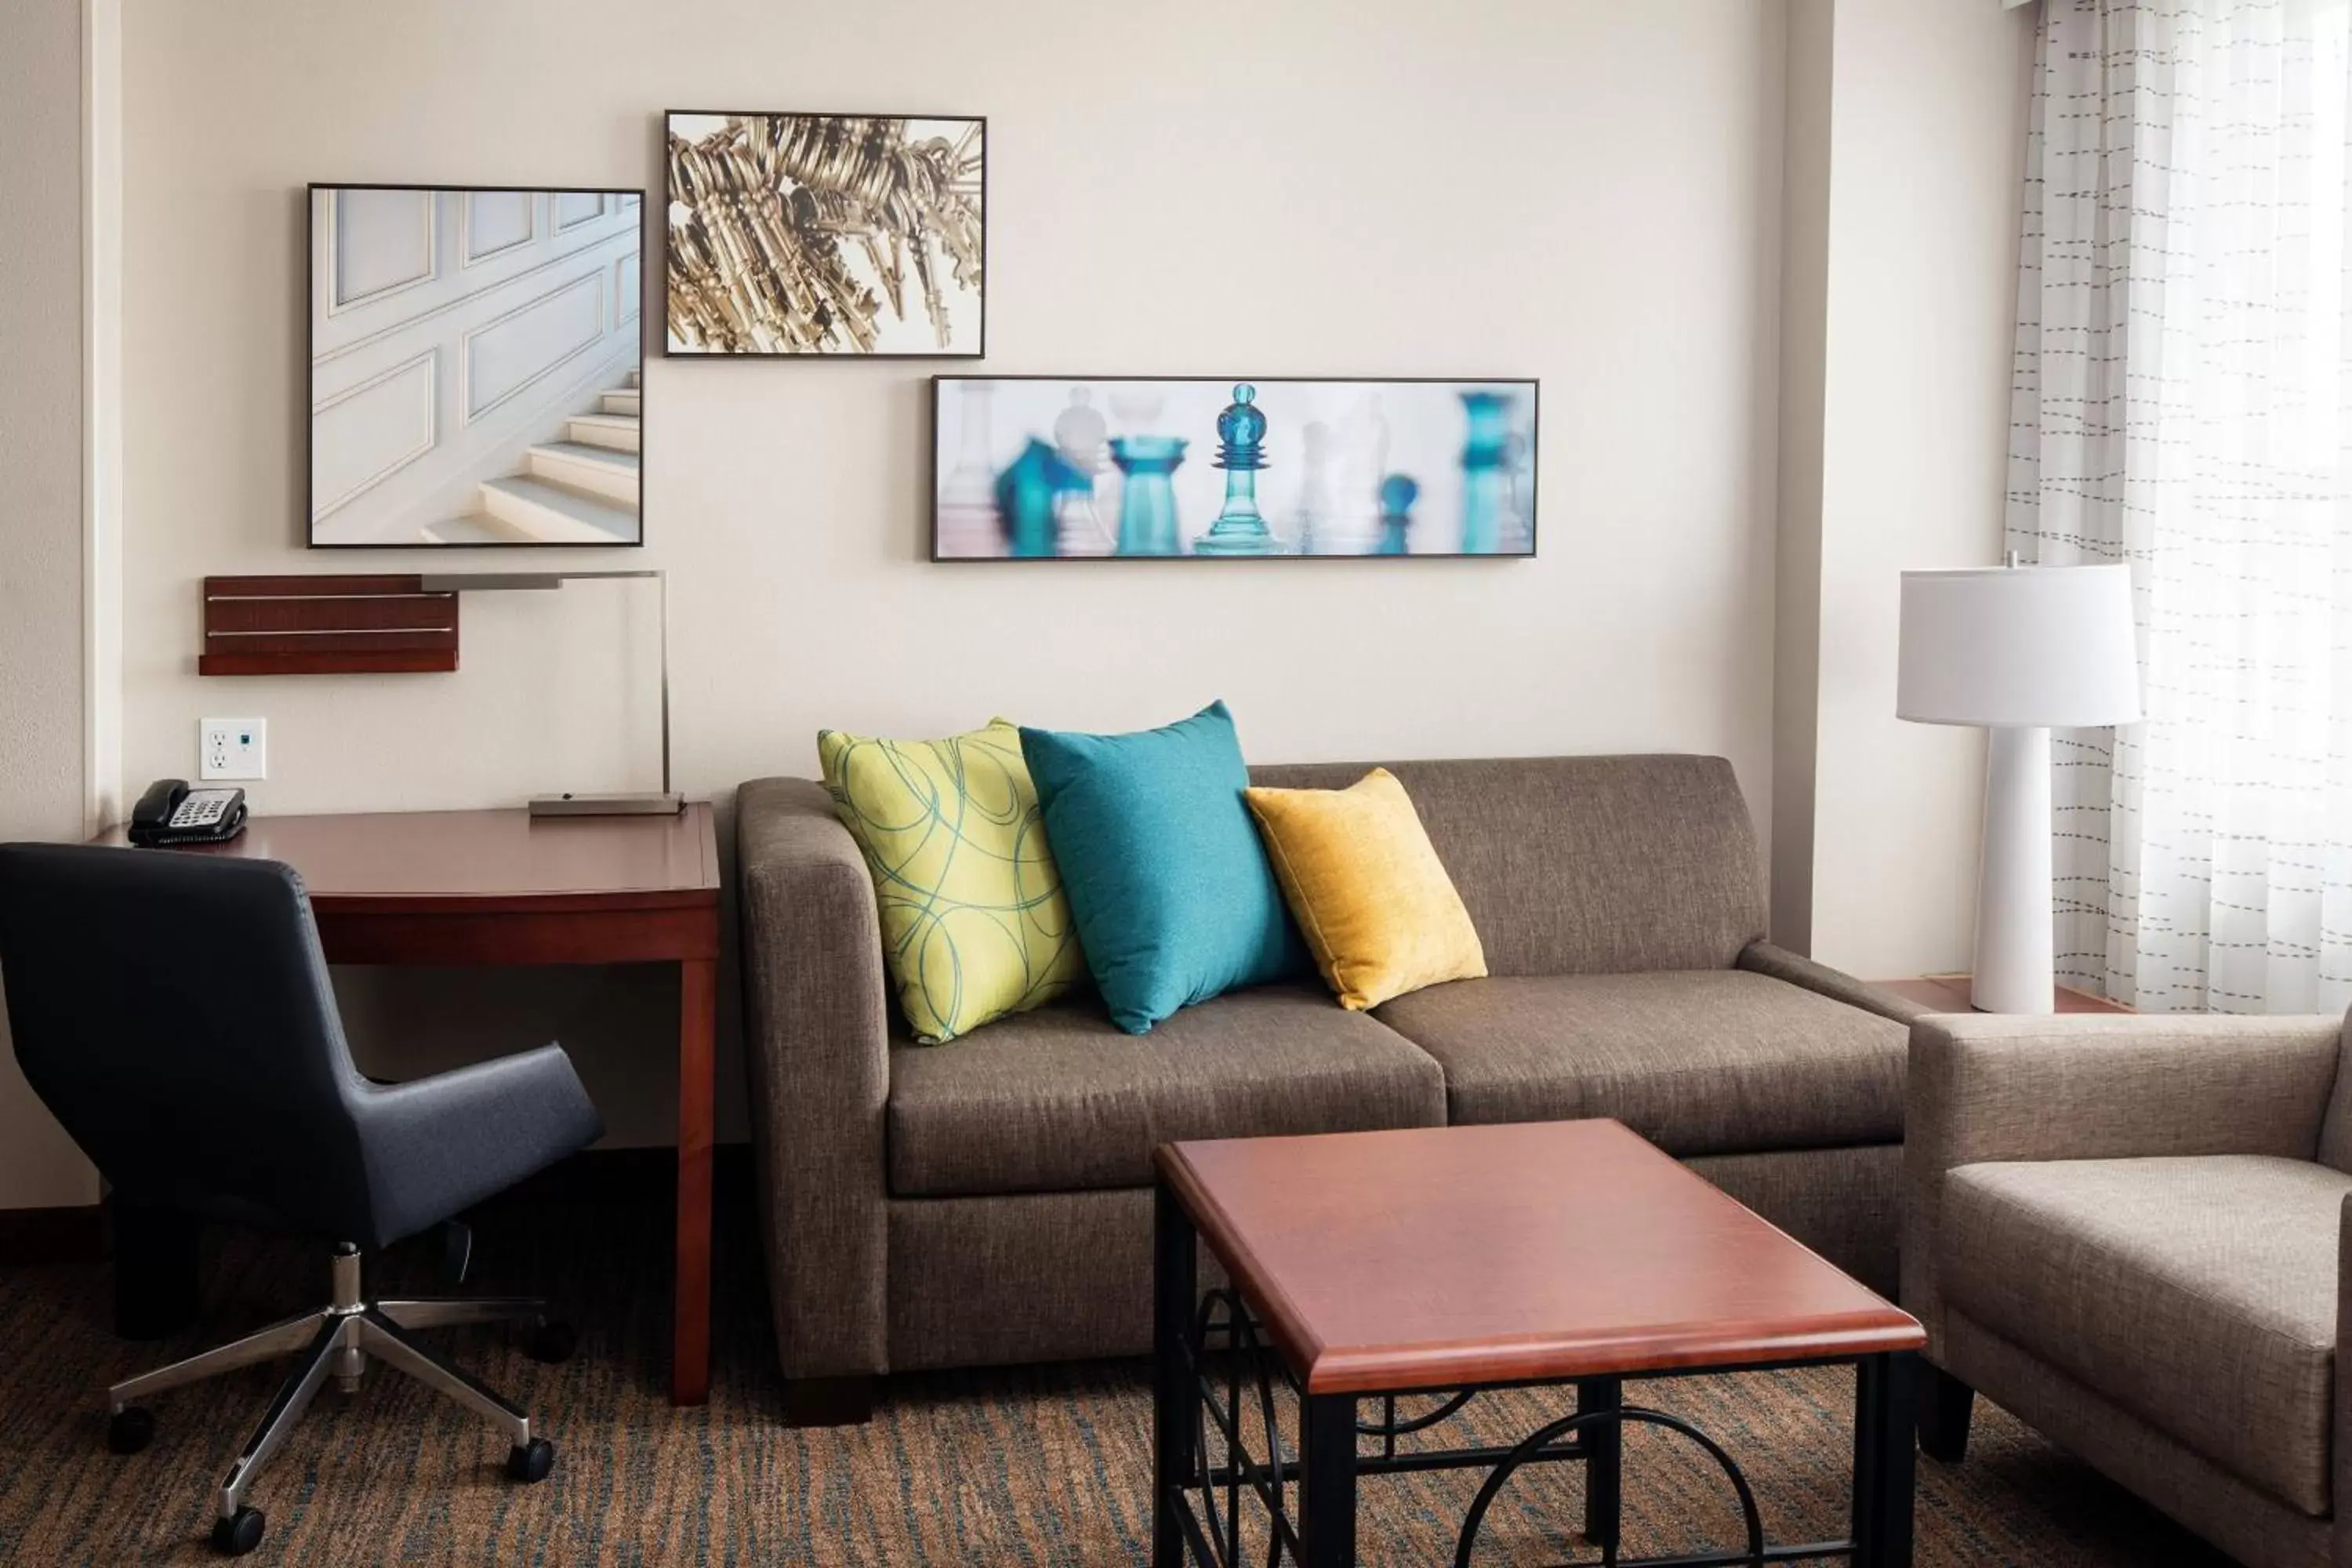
1873, 974, 2133, 1014
98, 806, 721, 1405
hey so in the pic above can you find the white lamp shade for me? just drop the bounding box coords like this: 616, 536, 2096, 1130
1897, 564, 2142, 728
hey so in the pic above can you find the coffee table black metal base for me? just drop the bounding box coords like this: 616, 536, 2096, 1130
1153, 1185, 1918, 1568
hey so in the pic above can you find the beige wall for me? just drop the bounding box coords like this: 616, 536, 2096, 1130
109, 0, 1788, 1146
0, 0, 103, 1207
1796, 0, 2036, 977
0, 0, 2036, 1203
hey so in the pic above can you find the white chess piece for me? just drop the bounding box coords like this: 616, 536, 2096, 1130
938, 380, 1001, 557
1107, 387, 1167, 434
1294, 420, 1335, 555
1500, 430, 1534, 553
1330, 393, 1389, 554
1052, 387, 1112, 556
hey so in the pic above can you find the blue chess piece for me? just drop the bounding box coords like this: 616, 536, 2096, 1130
1192, 383, 1280, 555
1109, 435, 1189, 555
1375, 473, 1418, 556
1457, 390, 1512, 554
993, 439, 1085, 557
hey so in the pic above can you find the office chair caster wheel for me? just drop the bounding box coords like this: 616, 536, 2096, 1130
106, 1405, 154, 1454
506, 1437, 555, 1483
211, 1507, 265, 1555
527, 1319, 576, 1364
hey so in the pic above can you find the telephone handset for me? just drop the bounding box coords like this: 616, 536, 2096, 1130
128, 779, 248, 847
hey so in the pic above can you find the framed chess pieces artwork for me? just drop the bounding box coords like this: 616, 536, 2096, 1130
663, 111, 985, 357
930, 376, 1539, 561
307, 184, 647, 547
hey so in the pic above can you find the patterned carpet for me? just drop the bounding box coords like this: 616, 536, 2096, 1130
0, 1174, 2232, 1566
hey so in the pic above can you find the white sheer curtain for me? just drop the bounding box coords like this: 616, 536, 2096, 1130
2008, 0, 2352, 1012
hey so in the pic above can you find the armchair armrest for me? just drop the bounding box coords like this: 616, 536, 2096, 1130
1909, 1011, 2339, 1171
735, 777, 891, 1385
1737, 939, 1929, 1026
2337, 1196, 2352, 1553
1904, 1009, 2339, 1353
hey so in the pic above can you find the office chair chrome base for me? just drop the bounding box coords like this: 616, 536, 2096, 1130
103, 1245, 570, 1557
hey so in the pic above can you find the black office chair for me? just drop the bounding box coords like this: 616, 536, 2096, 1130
0, 844, 604, 1556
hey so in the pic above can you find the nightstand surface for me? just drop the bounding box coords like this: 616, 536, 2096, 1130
1871, 973, 2133, 1014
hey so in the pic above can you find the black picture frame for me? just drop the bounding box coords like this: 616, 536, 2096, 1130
305, 181, 650, 550
927, 374, 1541, 563
661, 110, 988, 360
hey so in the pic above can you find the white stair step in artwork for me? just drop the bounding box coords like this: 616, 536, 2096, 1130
566, 412, 641, 453
419, 512, 533, 545
524, 440, 638, 503
600, 388, 640, 416
476, 474, 640, 543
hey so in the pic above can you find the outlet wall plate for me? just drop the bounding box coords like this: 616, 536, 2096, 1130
200, 717, 267, 781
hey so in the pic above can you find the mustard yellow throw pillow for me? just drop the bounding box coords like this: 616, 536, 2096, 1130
1243, 768, 1487, 1012
818, 720, 1086, 1043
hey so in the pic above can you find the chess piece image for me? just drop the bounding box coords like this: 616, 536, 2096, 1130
994, 439, 1085, 558
1109, 436, 1188, 555
1374, 473, 1419, 557
1292, 420, 1335, 555
1193, 383, 1281, 556
1457, 390, 1512, 554
938, 379, 1002, 557
1051, 387, 1112, 556
1330, 392, 1390, 553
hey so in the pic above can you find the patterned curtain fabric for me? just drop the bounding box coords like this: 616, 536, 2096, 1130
2007, 0, 2352, 1011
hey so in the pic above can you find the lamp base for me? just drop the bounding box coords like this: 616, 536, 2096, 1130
528, 791, 685, 818
1971, 725, 2055, 1014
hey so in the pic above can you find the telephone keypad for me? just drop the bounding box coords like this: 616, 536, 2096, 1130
169, 793, 232, 829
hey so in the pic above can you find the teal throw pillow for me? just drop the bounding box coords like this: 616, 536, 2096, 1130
1019, 701, 1307, 1034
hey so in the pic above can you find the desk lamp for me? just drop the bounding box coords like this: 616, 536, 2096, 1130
418, 570, 682, 817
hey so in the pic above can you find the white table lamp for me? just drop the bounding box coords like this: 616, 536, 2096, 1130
1897, 562, 2141, 1013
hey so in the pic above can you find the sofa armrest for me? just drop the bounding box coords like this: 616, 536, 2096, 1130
735, 777, 891, 1384
1904, 1009, 2340, 1356
1737, 939, 1929, 1027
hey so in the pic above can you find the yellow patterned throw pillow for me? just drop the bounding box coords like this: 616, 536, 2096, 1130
818, 720, 1085, 1044
1243, 768, 1487, 1012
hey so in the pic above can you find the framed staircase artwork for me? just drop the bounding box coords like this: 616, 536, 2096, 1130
307, 183, 646, 547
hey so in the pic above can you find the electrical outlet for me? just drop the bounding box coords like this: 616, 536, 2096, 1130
200, 717, 267, 781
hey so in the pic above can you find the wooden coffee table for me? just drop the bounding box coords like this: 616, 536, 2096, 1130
1152, 1119, 1925, 1567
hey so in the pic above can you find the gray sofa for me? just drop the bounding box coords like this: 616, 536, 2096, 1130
1906, 1010, 2352, 1568
736, 753, 1924, 1423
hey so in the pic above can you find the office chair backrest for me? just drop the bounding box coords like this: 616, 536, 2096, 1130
0, 843, 378, 1240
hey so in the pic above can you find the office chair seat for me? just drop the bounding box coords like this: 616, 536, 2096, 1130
0, 843, 605, 1556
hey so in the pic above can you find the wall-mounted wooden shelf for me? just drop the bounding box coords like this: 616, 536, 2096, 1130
198, 575, 460, 675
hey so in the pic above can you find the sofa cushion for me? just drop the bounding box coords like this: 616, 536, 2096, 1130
1246, 756, 1765, 976
1941, 1156, 2350, 1516
1371, 971, 1904, 1155
1022, 702, 1308, 1034
816, 720, 1085, 1044
887, 982, 1446, 1197
1244, 768, 1488, 1011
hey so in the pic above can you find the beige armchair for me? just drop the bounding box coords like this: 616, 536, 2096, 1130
1904, 1010, 2352, 1568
